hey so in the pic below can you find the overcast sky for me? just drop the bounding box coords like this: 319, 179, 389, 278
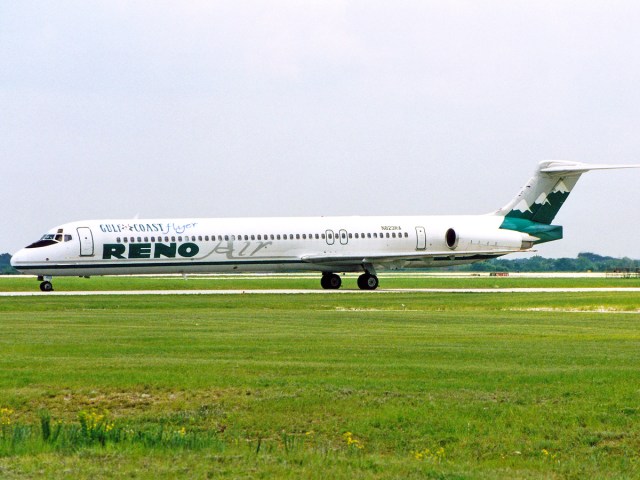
2, 1, 640, 258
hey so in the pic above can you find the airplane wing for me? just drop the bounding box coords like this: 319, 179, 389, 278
300, 248, 530, 268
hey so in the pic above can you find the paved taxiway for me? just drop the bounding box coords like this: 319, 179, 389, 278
2, 288, 640, 296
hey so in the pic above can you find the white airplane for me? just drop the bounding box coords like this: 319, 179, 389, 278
11, 160, 639, 291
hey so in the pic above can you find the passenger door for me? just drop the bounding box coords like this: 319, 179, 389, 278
77, 227, 94, 256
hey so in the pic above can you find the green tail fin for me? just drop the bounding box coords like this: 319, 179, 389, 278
496, 160, 640, 244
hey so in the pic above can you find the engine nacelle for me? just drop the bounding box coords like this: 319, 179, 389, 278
443, 227, 529, 251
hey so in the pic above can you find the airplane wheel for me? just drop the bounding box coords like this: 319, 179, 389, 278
357, 273, 379, 290
321, 273, 341, 289
40, 281, 54, 292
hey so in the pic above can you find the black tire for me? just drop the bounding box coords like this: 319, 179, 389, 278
321, 273, 341, 289
357, 273, 379, 290
40, 281, 54, 292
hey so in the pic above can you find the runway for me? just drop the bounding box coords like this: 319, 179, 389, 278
2, 287, 640, 296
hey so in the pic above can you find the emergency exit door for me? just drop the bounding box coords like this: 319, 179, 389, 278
415, 226, 426, 250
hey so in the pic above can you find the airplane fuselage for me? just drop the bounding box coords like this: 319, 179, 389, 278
11, 214, 527, 279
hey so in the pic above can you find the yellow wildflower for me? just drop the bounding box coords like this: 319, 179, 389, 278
343, 431, 364, 450
0, 408, 14, 426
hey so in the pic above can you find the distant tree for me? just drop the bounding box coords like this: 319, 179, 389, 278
0, 253, 16, 274
578, 252, 613, 263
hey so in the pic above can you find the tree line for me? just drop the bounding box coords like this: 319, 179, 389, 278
457, 252, 640, 273
0, 253, 14, 274
1, 251, 639, 275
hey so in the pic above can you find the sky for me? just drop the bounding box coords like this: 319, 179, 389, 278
2, 1, 640, 258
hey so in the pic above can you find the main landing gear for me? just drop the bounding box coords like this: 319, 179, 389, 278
320, 273, 342, 289
38, 276, 54, 292
357, 272, 379, 290
319, 271, 379, 290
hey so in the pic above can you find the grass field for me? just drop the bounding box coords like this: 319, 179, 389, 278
3, 272, 640, 292
1, 275, 639, 478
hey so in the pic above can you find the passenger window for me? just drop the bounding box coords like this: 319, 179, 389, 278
144, 237, 149, 242
224, 235, 229, 241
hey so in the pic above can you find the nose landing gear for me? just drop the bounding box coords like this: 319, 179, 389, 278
37, 276, 54, 292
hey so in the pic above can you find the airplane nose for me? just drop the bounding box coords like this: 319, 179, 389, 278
10, 249, 25, 270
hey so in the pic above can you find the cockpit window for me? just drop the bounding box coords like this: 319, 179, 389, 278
26, 238, 57, 249
26, 231, 68, 249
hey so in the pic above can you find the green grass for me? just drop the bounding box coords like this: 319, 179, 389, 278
2, 272, 640, 292
0, 278, 640, 478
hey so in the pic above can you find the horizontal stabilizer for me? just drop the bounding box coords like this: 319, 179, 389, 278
540, 162, 640, 174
